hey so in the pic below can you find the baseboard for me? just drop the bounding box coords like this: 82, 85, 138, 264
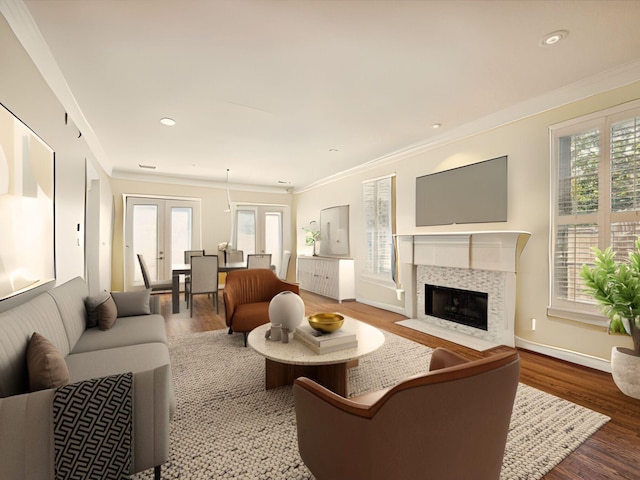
515, 336, 611, 373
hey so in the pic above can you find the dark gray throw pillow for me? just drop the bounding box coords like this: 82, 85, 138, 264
98, 295, 118, 330
27, 332, 70, 392
85, 291, 111, 328
111, 289, 152, 317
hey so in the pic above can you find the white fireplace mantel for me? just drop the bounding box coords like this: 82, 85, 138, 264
396, 231, 531, 273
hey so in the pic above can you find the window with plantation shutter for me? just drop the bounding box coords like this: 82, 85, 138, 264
363, 174, 396, 283
549, 100, 640, 324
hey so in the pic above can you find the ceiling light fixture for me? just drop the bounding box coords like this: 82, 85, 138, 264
432, 123, 442, 129
160, 117, 176, 126
540, 30, 568, 47
329, 148, 338, 152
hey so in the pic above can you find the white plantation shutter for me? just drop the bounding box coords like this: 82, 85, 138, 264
363, 174, 395, 281
550, 101, 640, 323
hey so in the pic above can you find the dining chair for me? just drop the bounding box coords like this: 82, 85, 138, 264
226, 250, 244, 263
184, 249, 204, 263
137, 254, 173, 292
187, 255, 219, 316
278, 250, 291, 280
183, 250, 204, 303
247, 253, 272, 269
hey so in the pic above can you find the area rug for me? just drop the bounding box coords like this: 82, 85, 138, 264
133, 329, 610, 480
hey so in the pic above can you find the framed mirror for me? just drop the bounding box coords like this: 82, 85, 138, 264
319, 205, 349, 257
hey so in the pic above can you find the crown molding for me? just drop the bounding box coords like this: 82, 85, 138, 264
294, 59, 640, 194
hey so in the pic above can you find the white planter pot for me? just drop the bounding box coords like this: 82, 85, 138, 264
610, 346, 640, 399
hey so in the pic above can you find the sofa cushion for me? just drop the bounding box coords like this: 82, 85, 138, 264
98, 295, 118, 330
66, 343, 176, 417
26, 333, 70, 392
85, 292, 111, 328
72, 314, 168, 354
46, 277, 89, 351
111, 290, 151, 317
0, 293, 69, 397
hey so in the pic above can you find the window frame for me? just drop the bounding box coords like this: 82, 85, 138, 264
548, 99, 640, 325
362, 174, 396, 287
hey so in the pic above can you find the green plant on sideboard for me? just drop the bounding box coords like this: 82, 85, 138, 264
580, 239, 640, 355
302, 221, 320, 256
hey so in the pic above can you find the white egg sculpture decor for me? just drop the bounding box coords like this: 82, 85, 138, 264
268, 291, 305, 332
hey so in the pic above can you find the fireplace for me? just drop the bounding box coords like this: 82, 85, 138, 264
394, 231, 531, 349
425, 284, 488, 331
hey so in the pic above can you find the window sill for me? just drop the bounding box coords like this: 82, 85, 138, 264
547, 306, 608, 328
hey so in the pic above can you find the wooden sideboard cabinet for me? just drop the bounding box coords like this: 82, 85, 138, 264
297, 256, 355, 303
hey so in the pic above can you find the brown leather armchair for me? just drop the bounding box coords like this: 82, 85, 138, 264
223, 268, 299, 346
293, 348, 520, 480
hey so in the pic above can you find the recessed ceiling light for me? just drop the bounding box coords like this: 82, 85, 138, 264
160, 117, 176, 126
540, 30, 568, 47
329, 148, 339, 152
432, 123, 442, 129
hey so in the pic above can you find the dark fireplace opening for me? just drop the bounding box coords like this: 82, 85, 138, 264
425, 284, 488, 331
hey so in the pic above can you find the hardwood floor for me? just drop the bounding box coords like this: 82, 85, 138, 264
161, 290, 640, 479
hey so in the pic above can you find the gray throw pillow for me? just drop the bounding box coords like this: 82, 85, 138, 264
111, 289, 152, 317
85, 291, 111, 328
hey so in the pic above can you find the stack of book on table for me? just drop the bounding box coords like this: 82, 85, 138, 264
294, 324, 358, 354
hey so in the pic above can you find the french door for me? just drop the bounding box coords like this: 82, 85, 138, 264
124, 196, 201, 290
234, 205, 285, 273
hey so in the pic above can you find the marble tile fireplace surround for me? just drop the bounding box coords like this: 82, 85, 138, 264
396, 231, 530, 351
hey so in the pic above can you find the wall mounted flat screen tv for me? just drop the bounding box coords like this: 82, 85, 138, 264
416, 156, 507, 227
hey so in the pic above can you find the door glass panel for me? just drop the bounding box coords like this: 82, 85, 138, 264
236, 210, 256, 255
265, 212, 282, 272
171, 207, 192, 266
133, 204, 159, 282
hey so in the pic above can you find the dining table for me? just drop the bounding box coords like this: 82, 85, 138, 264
171, 261, 247, 313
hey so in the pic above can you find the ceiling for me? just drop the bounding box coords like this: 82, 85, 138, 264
9, 0, 640, 191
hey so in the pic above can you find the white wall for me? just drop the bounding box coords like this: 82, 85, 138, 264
295, 81, 640, 364
0, 14, 93, 311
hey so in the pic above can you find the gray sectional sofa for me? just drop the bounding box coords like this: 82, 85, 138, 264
0, 276, 175, 479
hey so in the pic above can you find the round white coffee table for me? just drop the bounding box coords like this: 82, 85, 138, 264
247, 316, 385, 396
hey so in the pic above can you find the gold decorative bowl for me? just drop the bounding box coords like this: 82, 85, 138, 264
308, 313, 345, 333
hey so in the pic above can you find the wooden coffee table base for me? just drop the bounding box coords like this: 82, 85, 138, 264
248, 318, 384, 398
265, 358, 357, 397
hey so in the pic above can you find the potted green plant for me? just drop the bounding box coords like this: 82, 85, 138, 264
302, 221, 320, 256
580, 240, 640, 398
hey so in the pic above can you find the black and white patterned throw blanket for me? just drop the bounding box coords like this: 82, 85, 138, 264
53, 373, 133, 480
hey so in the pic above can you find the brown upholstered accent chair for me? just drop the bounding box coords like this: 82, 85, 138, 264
223, 268, 299, 346
293, 348, 520, 480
